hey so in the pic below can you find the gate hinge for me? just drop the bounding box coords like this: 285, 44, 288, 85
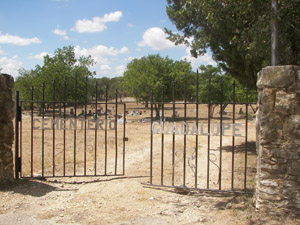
123, 137, 129, 141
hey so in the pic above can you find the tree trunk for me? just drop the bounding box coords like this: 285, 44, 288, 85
209, 104, 217, 118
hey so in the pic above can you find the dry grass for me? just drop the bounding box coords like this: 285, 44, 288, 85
18, 100, 257, 192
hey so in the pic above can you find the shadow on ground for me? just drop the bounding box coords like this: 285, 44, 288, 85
0, 179, 74, 197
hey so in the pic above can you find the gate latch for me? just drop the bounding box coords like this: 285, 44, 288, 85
123, 137, 129, 141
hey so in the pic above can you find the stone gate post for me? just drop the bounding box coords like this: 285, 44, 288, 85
0, 73, 14, 184
256, 66, 300, 215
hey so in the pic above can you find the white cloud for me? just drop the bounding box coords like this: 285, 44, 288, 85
52, 28, 69, 40
102, 11, 122, 22
74, 45, 129, 64
72, 11, 122, 33
96, 64, 126, 77
126, 56, 136, 62
75, 44, 129, 78
96, 64, 112, 76
0, 33, 41, 46
182, 47, 217, 70
0, 50, 4, 55
32, 52, 49, 60
114, 65, 126, 76
0, 56, 23, 77
127, 24, 134, 28
138, 27, 178, 50
100, 64, 112, 71
94, 64, 126, 78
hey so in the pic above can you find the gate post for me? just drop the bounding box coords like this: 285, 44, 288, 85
0, 73, 14, 184
256, 66, 300, 216
14, 91, 21, 179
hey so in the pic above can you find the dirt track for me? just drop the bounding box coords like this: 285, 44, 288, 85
0, 102, 299, 225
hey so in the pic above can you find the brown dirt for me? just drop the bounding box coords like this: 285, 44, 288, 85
1, 101, 299, 225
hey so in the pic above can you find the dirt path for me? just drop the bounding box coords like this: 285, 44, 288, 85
0, 131, 294, 225
1, 105, 299, 224
0, 140, 253, 225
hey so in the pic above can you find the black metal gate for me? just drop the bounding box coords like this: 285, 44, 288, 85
14, 76, 127, 178
144, 72, 256, 194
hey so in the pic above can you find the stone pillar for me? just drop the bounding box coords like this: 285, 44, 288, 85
256, 66, 300, 215
0, 73, 14, 184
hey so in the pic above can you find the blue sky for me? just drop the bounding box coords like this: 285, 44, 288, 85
0, 0, 216, 79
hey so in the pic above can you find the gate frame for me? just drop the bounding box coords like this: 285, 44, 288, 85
14, 76, 128, 179
144, 70, 254, 194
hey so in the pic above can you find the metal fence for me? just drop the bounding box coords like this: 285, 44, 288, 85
144, 72, 256, 194
14, 72, 256, 194
14, 76, 127, 178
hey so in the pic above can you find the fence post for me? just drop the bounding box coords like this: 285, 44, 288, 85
14, 91, 20, 179
0, 74, 14, 183
256, 66, 300, 216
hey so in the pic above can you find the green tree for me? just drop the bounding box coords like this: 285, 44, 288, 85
198, 65, 257, 116
14, 68, 39, 101
15, 46, 95, 103
165, 0, 300, 89
94, 76, 124, 100
122, 54, 194, 117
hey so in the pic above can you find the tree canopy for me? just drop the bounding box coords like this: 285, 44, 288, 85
14, 46, 95, 102
122, 54, 194, 103
165, 0, 300, 89
94, 76, 124, 100
197, 65, 257, 103
122, 54, 194, 116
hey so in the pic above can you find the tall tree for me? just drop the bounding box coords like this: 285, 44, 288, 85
15, 46, 95, 103
122, 54, 194, 117
197, 65, 257, 116
94, 76, 124, 100
165, 0, 300, 89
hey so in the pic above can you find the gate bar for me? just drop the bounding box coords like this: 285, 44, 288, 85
42, 83, 45, 177
195, 70, 199, 188
14, 91, 20, 179
150, 91, 153, 184
84, 76, 88, 175
52, 80, 56, 177
115, 89, 118, 175
94, 81, 98, 175
104, 86, 108, 175
20, 101, 23, 177
74, 73, 77, 176
172, 81, 176, 186
231, 81, 236, 190
219, 78, 223, 190
63, 77, 67, 176
207, 76, 211, 189
244, 88, 249, 191
183, 75, 187, 187
142, 183, 252, 195
161, 84, 165, 185
123, 104, 126, 175
31, 86, 34, 177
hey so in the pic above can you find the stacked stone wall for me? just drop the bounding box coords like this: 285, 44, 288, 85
0, 73, 14, 184
256, 66, 300, 215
